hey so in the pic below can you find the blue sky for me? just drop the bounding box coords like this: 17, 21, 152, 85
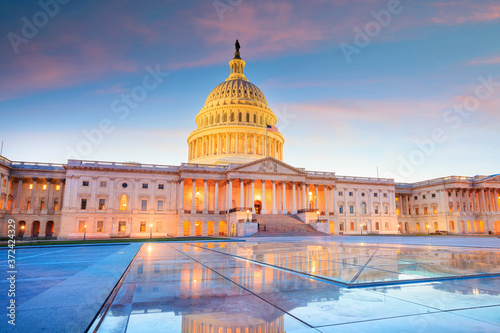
0, 0, 499, 182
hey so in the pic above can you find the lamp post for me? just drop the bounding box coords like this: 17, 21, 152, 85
427, 224, 430, 235
360, 224, 363, 235
246, 209, 250, 222
20, 225, 25, 241
150, 224, 153, 239
83, 225, 87, 241
316, 211, 320, 222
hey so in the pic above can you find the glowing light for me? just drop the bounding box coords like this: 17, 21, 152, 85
309, 191, 312, 196
56, 185, 60, 190
150, 224, 153, 227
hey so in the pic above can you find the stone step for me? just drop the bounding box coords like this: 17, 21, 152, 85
252, 214, 327, 236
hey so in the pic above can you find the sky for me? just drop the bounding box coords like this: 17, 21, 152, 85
0, 0, 499, 183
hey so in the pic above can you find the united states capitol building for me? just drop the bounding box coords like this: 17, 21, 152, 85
1, 44, 499, 239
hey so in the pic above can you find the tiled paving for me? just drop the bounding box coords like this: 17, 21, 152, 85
93, 240, 500, 332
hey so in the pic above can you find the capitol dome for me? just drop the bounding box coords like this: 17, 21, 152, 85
187, 41, 284, 165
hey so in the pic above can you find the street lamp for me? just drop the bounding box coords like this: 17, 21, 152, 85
316, 211, 320, 222
360, 224, 363, 235
20, 225, 25, 241
246, 209, 250, 222
83, 225, 87, 241
426, 224, 430, 235
150, 224, 153, 239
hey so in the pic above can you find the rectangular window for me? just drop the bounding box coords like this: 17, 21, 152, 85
99, 199, 105, 210
157, 200, 163, 211
40, 200, 45, 210
26, 200, 31, 210
141, 200, 147, 211
82, 181, 89, 187
385, 222, 389, 230
29, 184, 33, 190
349, 205, 354, 214
434, 222, 438, 230
423, 195, 426, 199
375, 222, 380, 230
338, 191, 343, 196
156, 221, 163, 232
416, 223, 420, 231
433, 206, 437, 214
54, 200, 58, 211
97, 221, 104, 232
383, 193, 387, 198
415, 208, 419, 215
140, 221, 146, 232
425, 222, 429, 231
81, 198, 87, 210
414, 196, 418, 200
142, 183, 148, 189
350, 222, 354, 231
375, 206, 379, 214
432, 193, 436, 198
2, 179, 5, 186
118, 221, 126, 232
100, 181, 107, 188
78, 221, 86, 232
374, 193, 378, 197
339, 205, 343, 214
158, 184, 164, 190
339, 223, 344, 231
424, 207, 428, 215
42, 184, 47, 190
349, 192, 353, 196
385, 206, 388, 214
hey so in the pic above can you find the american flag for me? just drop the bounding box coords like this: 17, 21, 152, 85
266, 125, 278, 132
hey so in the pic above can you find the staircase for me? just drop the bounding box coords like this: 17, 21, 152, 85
252, 214, 327, 237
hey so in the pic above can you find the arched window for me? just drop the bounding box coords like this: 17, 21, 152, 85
216, 114, 220, 123
195, 221, 202, 236
184, 221, 190, 236
231, 112, 235, 122
253, 114, 256, 123
120, 194, 127, 210
246, 113, 250, 122
210, 115, 214, 125
238, 112, 242, 122
362, 202, 367, 214
219, 221, 226, 236
223, 113, 227, 122
207, 221, 214, 236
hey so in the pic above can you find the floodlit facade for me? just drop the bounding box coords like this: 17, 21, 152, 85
1, 46, 499, 239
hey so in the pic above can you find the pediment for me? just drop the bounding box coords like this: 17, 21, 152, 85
229, 157, 306, 176
481, 174, 500, 183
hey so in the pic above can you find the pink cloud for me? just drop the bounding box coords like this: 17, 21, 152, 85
469, 55, 500, 65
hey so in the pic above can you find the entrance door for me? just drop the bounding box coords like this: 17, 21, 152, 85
254, 200, 262, 214
32, 221, 40, 238
45, 221, 54, 238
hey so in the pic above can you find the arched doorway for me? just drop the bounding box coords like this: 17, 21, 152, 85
32, 221, 40, 238
195, 221, 202, 236
460, 220, 465, 234
18, 221, 26, 237
404, 222, 409, 233
219, 221, 226, 236
183, 221, 190, 236
254, 200, 262, 214
45, 221, 54, 238
473, 220, 479, 234
329, 221, 334, 234
207, 221, 214, 236
478, 220, 484, 233
467, 220, 472, 233
231, 223, 235, 237
449, 221, 455, 233
494, 221, 500, 235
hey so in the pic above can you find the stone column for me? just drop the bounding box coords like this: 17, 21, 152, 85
471, 189, 477, 213
191, 179, 197, 213
244, 133, 248, 154
323, 186, 327, 213
251, 180, 255, 213
465, 189, 470, 214
178, 179, 184, 212
272, 180, 277, 214
239, 179, 244, 209
30, 178, 38, 211
228, 179, 233, 210
261, 180, 267, 214
44, 178, 51, 212
457, 189, 462, 214
494, 189, 499, 212
214, 180, 219, 214
3, 176, 10, 209
282, 181, 287, 214
315, 184, 319, 210
292, 182, 297, 214
487, 188, 493, 212
203, 179, 208, 214
480, 189, 486, 213
302, 183, 307, 210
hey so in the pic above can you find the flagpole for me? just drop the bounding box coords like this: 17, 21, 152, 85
265, 126, 268, 157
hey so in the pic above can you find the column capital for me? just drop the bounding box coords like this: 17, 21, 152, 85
46, 178, 53, 183
250, 179, 255, 183
271, 180, 276, 184
239, 178, 245, 183
32, 177, 38, 182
